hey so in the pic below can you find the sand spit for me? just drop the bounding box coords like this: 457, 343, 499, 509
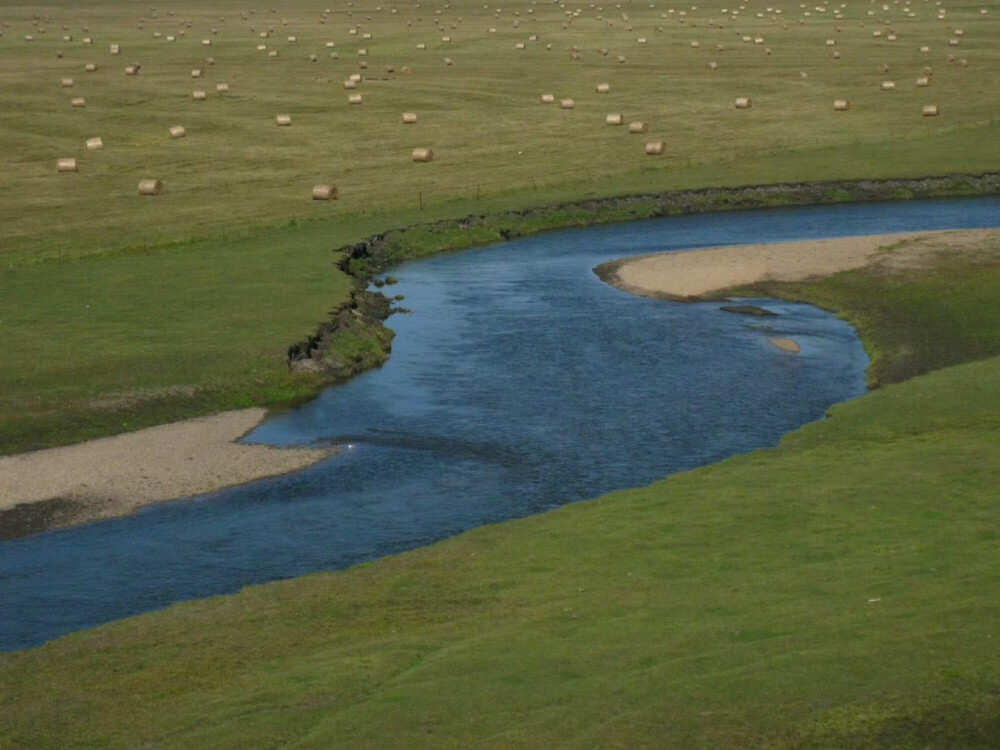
0, 409, 334, 539
595, 228, 997, 301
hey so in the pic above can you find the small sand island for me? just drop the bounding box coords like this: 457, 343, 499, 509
595, 228, 997, 300
0, 409, 334, 538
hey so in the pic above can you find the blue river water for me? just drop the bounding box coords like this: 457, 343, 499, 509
1, 197, 997, 651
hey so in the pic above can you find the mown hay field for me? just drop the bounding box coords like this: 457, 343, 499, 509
0, 0, 997, 452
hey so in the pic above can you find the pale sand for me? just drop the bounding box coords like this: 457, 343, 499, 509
598, 228, 998, 300
0, 409, 334, 536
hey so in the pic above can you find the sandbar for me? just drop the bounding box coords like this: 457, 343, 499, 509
595, 228, 997, 300
0, 408, 334, 539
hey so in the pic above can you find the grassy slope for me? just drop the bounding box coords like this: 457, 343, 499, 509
1, 0, 999, 453
1, 232, 997, 748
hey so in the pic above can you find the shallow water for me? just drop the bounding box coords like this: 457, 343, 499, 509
1, 197, 997, 651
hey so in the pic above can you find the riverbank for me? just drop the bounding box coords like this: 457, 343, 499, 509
594, 227, 999, 300
0, 409, 335, 539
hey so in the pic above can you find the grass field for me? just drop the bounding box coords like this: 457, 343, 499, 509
1, 0, 998, 452
1, 234, 997, 747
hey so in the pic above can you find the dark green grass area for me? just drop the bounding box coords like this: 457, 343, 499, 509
1, 237, 997, 749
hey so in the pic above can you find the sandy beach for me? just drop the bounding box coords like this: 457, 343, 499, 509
595, 228, 997, 300
0, 409, 334, 538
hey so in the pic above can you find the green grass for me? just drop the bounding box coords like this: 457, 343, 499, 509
1, 215, 997, 748
1, 0, 999, 453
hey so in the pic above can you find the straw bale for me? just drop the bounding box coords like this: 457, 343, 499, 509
169, 125, 186, 138
412, 147, 434, 162
690, 40, 700, 47
628, 121, 648, 133
800, 71, 809, 79
922, 104, 939, 116
735, 96, 751, 108
71, 97, 86, 107
275, 114, 291, 126
344, 79, 357, 89
192, 90, 207, 100
348, 93, 363, 104
707, 61, 718, 69
84, 63, 97, 72
645, 141, 665, 155
915, 76, 929, 86
596, 82, 610, 93
216, 83, 229, 92
202, 39, 211, 46
559, 98, 575, 109
881, 80, 895, 90
443, 57, 453, 65
110, 44, 120, 55
57, 157, 78, 173
350, 73, 362, 82
191, 68, 202, 78
605, 113, 623, 125
288, 35, 297, 42
833, 99, 850, 110
540, 93, 555, 103
138, 179, 163, 195
268, 50, 279, 57
61, 78, 74, 87
358, 48, 368, 55
86, 137, 103, 150
312, 184, 338, 200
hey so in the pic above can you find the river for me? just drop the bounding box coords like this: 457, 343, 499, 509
1, 196, 996, 651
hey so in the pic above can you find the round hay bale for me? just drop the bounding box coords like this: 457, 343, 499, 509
169, 125, 186, 138
348, 93, 363, 104
401, 112, 418, 123
645, 141, 665, 155
833, 99, 850, 110
86, 137, 103, 150
216, 82, 229, 92
735, 96, 752, 108
138, 179, 163, 195
84, 63, 97, 72
617, 55, 627, 63
800, 71, 809, 79
916, 76, 930, 86
70, 97, 86, 108
880, 80, 895, 90
707, 61, 718, 69
192, 90, 207, 100
343, 79, 357, 89
559, 98, 575, 109
61, 77, 74, 87
877, 63, 890, 73
540, 93, 555, 103
958, 59, 968, 68
358, 60, 368, 69
922, 104, 939, 116
275, 114, 291, 126
124, 65, 138, 75
443, 57, 453, 65
56, 157, 78, 173
384, 65, 394, 73
628, 121, 648, 133
412, 147, 434, 162
605, 113, 623, 125
596, 82, 610, 93
312, 184, 338, 200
